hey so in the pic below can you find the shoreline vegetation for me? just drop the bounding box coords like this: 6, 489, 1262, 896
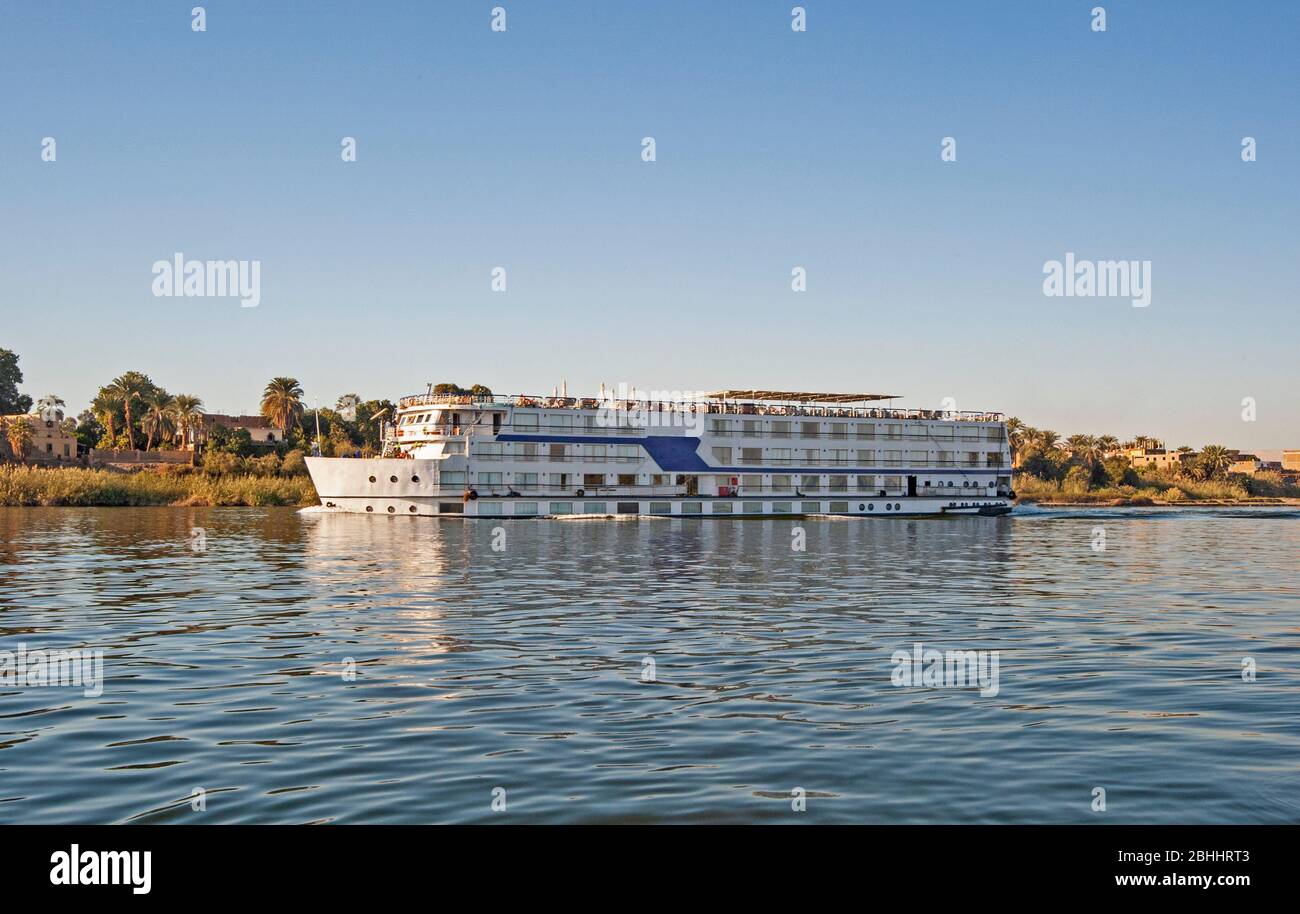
1, 361, 394, 507
1013, 474, 1299, 506
0, 465, 317, 507
3, 463, 1298, 509
1005, 419, 1299, 506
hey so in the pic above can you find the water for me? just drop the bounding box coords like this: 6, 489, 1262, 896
1, 506, 1298, 824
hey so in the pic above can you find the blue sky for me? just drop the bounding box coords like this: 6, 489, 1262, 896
2, 1, 1297, 451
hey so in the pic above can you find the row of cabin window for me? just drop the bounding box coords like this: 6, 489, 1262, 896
472, 443, 641, 460
710, 447, 1003, 466
472, 501, 1001, 516
465, 442, 1004, 466
439, 472, 993, 491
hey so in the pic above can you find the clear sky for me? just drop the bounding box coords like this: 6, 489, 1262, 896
2, 1, 1296, 451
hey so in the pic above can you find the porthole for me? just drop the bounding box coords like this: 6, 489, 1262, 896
895, 503, 901, 510
411, 475, 420, 483
388, 506, 395, 513
368, 476, 376, 483
390, 475, 398, 483
868, 504, 874, 511
885, 503, 892, 511
409, 505, 417, 513
858, 503, 865, 511
366, 505, 374, 512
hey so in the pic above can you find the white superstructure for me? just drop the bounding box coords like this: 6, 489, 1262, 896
305, 388, 1014, 518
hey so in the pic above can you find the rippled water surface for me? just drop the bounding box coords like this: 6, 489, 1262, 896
1, 505, 1298, 823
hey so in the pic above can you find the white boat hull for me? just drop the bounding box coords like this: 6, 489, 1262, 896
305, 457, 1012, 518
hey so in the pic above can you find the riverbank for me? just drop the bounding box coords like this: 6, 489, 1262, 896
1019, 497, 1300, 507
0, 465, 317, 507
4, 464, 1297, 510
1013, 473, 1300, 506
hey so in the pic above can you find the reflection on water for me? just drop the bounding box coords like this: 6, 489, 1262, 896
1, 506, 1297, 823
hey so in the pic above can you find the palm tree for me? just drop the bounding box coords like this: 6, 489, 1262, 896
1065, 434, 1103, 468
261, 377, 305, 434
171, 394, 205, 454
91, 391, 120, 443
1060, 436, 1102, 475
2, 416, 33, 463
1034, 429, 1060, 451
1198, 445, 1233, 480
142, 391, 176, 450
1005, 417, 1026, 465
107, 373, 148, 450
1097, 435, 1119, 455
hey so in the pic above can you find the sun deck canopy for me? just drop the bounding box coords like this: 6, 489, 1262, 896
705, 389, 900, 404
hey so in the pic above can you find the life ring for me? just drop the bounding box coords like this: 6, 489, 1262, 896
575, 488, 585, 497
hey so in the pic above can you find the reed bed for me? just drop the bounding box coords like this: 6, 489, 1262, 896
0, 465, 318, 507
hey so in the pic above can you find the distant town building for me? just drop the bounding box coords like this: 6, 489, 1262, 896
1283, 450, 1300, 472
1228, 453, 1263, 476
1117, 444, 1195, 472
190, 414, 286, 450
1, 414, 77, 462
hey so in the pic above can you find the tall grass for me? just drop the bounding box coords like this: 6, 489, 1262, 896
0, 465, 318, 507
1013, 472, 1292, 504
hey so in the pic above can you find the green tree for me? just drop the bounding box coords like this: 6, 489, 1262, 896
356, 399, 395, 453
1034, 429, 1060, 451
0, 349, 33, 415
2, 416, 33, 463
74, 409, 104, 451
261, 377, 305, 433
106, 372, 151, 450
141, 390, 176, 450
1102, 455, 1137, 487
170, 394, 205, 457
1006, 417, 1028, 466
91, 391, 121, 443
1064, 434, 1104, 472
1197, 445, 1233, 480
208, 424, 255, 457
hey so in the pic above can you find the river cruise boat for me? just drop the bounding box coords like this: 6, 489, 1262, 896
305, 388, 1013, 518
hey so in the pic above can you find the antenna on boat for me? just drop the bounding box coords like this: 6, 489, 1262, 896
312, 405, 322, 457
